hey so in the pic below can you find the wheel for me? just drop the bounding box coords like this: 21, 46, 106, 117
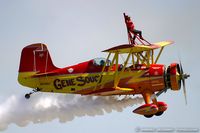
25, 94, 30, 99
155, 111, 164, 116
144, 114, 154, 118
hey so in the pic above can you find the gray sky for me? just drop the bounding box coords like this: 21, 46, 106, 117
0, 0, 200, 133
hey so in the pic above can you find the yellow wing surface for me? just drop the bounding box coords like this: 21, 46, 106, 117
102, 40, 173, 54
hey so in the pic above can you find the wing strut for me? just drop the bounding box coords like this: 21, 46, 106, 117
155, 47, 164, 64
114, 50, 132, 88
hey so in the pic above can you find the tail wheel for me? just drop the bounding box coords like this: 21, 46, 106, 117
25, 94, 30, 99
24, 88, 40, 99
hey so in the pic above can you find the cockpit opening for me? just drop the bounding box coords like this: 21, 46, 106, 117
93, 58, 111, 66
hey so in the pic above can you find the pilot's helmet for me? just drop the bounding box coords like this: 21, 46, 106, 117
100, 60, 105, 66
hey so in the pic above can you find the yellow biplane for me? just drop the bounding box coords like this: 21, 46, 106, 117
18, 15, 190, 118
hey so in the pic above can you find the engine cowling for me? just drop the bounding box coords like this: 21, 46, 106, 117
149, 64, 165, 76
165, 63, 181, 91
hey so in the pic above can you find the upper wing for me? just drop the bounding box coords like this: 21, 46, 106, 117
153, 40, 174, 47
102, 40, 174, 54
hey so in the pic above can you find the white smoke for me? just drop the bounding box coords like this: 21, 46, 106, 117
0, 93, 143, 131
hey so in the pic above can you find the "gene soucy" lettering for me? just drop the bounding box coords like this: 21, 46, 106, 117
54, 75, 103, 89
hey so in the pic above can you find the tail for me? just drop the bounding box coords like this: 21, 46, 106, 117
19, 43, 58, 73
18, 43, 58, 88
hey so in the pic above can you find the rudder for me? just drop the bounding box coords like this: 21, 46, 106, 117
19, 43, 58, 73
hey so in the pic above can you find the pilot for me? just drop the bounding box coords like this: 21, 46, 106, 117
125, 16, 144, 44
100, 60, 105, 66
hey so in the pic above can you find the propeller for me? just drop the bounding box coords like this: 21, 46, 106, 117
151, 62, 190, 104
179, 62, 190, 105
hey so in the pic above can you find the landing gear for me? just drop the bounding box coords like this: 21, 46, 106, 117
25, 88, 40, 99
155, 111, 164, 116
144, 111, 164, 118
144, 114, 154, 118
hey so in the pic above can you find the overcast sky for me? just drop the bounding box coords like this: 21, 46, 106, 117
0, 0, 200, 133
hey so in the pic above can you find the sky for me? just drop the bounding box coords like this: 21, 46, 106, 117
0, 0, 200, 132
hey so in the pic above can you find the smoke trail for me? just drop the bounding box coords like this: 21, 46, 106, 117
0, 93, 143, 131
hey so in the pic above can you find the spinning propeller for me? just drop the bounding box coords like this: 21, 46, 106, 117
179, 62, 190, 104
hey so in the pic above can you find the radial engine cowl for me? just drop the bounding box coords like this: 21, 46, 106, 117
165, 63, 181, 91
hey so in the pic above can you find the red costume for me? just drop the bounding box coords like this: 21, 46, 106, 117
126, 19, 135, 31
124, 14, 144, 44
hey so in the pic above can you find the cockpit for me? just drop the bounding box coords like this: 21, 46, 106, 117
92, 58, 111, 66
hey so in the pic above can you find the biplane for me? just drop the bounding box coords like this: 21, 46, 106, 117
18, 14, 190, 118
